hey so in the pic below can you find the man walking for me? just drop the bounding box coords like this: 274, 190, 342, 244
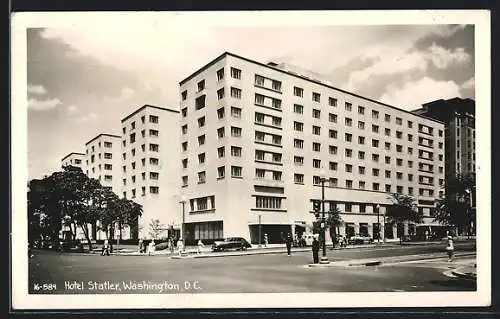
285, 232, 293, 256
312, 234, 320, 264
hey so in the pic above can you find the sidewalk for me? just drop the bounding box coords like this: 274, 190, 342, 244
451, 264, 477, 280
88, 242, 398, 257
307, 252, 476, 268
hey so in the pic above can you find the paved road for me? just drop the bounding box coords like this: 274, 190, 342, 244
29, 243, 476, 294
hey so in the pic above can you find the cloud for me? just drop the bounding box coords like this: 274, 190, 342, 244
345, 43, 471, 92
461, 77, 475, 90
106, 87, 135, 102
27, 84, 47, 95
67, 104, 78, 113
379, 76, 462, 110
28, 97, 63, 111
77, 112, 98, 122
427, 43, 470, 69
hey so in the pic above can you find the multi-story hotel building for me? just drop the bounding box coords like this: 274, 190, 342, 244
61, 152, 85, 169
179, 52, 446, 244
413, 98, 475, 180
84, 133, 123, 240
412, 97, 476, 233
120, 105, 181, 239
84, 133, 122, 193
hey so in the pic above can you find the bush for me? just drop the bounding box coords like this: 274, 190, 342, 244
155, 242, 169, 251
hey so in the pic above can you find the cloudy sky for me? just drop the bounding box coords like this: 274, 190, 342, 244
26, 20, 475, 180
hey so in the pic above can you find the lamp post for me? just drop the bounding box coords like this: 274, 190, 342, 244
320, 168, 329, 264
179, 196, 186, 250
383, 210, 386, 243
376, 204, 381, 244
258, 214, 262, 248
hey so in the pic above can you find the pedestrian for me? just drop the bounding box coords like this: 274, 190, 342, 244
177, 238, 184, 256
101, 239, 110, 256
169, 237, 174, 254
446, 235, 454, 262
197, 239, 205, 254
138, 239, 143, 253
312, 234, 320, 264
264, 234, 269, 247
285, 232, 293, 256
148, 239, 156, 256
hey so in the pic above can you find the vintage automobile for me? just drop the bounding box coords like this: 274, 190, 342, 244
348, 235, 374, 245
212, 237, 252, 252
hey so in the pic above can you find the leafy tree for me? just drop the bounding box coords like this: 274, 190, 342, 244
325, 206, 343, 248
434, 173, 475, 236
386, 193, 423, 239
149, 219, 165, 239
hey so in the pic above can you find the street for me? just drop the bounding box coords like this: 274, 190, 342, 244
29, 242, 476, 294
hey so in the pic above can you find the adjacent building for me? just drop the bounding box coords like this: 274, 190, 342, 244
178, 52, 446, 245
412, 97, 476, 233
120, 104, 181, 239
61, 152, 85, 169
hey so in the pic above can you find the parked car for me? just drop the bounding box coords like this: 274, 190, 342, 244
212, 237, 251, 252
348, 235, 374, 245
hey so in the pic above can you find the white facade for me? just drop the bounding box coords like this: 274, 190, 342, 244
179, 52, 446, 244
61, 152, 85, 169
120, 105, 181, 239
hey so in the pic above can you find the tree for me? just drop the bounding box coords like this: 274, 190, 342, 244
386, 193, 423, 242
149, 219, 165, 239
434, 173, 475, 236
325, 206, 343, 248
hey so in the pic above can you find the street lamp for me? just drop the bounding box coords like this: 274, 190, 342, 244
319, 168, 329, 264
376, 204, 381, 244
179, 195, 187, 250
258, 214, 262, 248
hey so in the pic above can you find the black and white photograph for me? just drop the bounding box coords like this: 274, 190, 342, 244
11, 10, 491, 309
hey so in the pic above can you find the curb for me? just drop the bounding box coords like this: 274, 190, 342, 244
307, 252, 476, 268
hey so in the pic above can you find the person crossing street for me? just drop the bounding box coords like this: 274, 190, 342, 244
285, 232, 293, 256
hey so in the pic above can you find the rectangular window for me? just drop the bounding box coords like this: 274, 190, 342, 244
217, 127, 225, 138
408, 120, 413, 128
294, 104, 303, 114
294, 174, 304, 184
358, 151, 365, 160
329, 145, 338, 155
358, 121, 365, 130
358, 106, 365, 114
181, 107, 187, 118
255, 74, 265, 86
217, 146, 225, 158
181, 90, 187, 101
218, 166, 225, 179
372, 125, 379, 133
198, 171, 206, 184
345, 117, 352, 126
217, 107, 225, 119
345, 133, 352, 142
231, 106, 242, 118
230, 87, 242, 99
217, 68, 224, 81
312, 109, 321, 119
358, 136, 365, 145
396, 117, 402, 125
329, 161, 338, 171
373, 183, 380, 191
231, 126, 242, 137
149, 143, 159, 152
385, 114, 391, 122
294, 86, 303, 97
312, 92, 321, 102
294, 156, 304, 166
198, 116, 205, 128
313, 159, 321, 169
372, 110, 379, 119
150, 172, 159, 180
150, 158, 159, 165
149, 115, 158, 124
345, 148, 352, 157
385, 128, 391, 136
325, 113, 337, 125
231, 146, 242, 157
231, 67, 241, 79
312, 142, 321, 152
345, 164, 353, 173
372, 139, 379, 148
198, 153, 205, 164
294, 121, 304, 132
359, 166, 365, 174
197, 79, 205, 92
313, 126, 321, 135
385, 156, 391, 164
329, 97, 337, 107
346, 180, 353, 189
272, 80, 282, 92
345, 102, 352, 112
217, 88, 225, 100
231, 166, 242, 177
329, 129, 338, 139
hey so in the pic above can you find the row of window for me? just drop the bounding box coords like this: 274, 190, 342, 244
122, 172, 159, 185
121, 144, 159, 159
89, 152, 113, 164
181, 67, 242, 101
122, 157, 159, 172
123, 186, 160, 199
182, 166, 243, 186
122, 115, 159, 134
125, 131, 160, 145
87, 141, 113, 154
85, 173, 114, 182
